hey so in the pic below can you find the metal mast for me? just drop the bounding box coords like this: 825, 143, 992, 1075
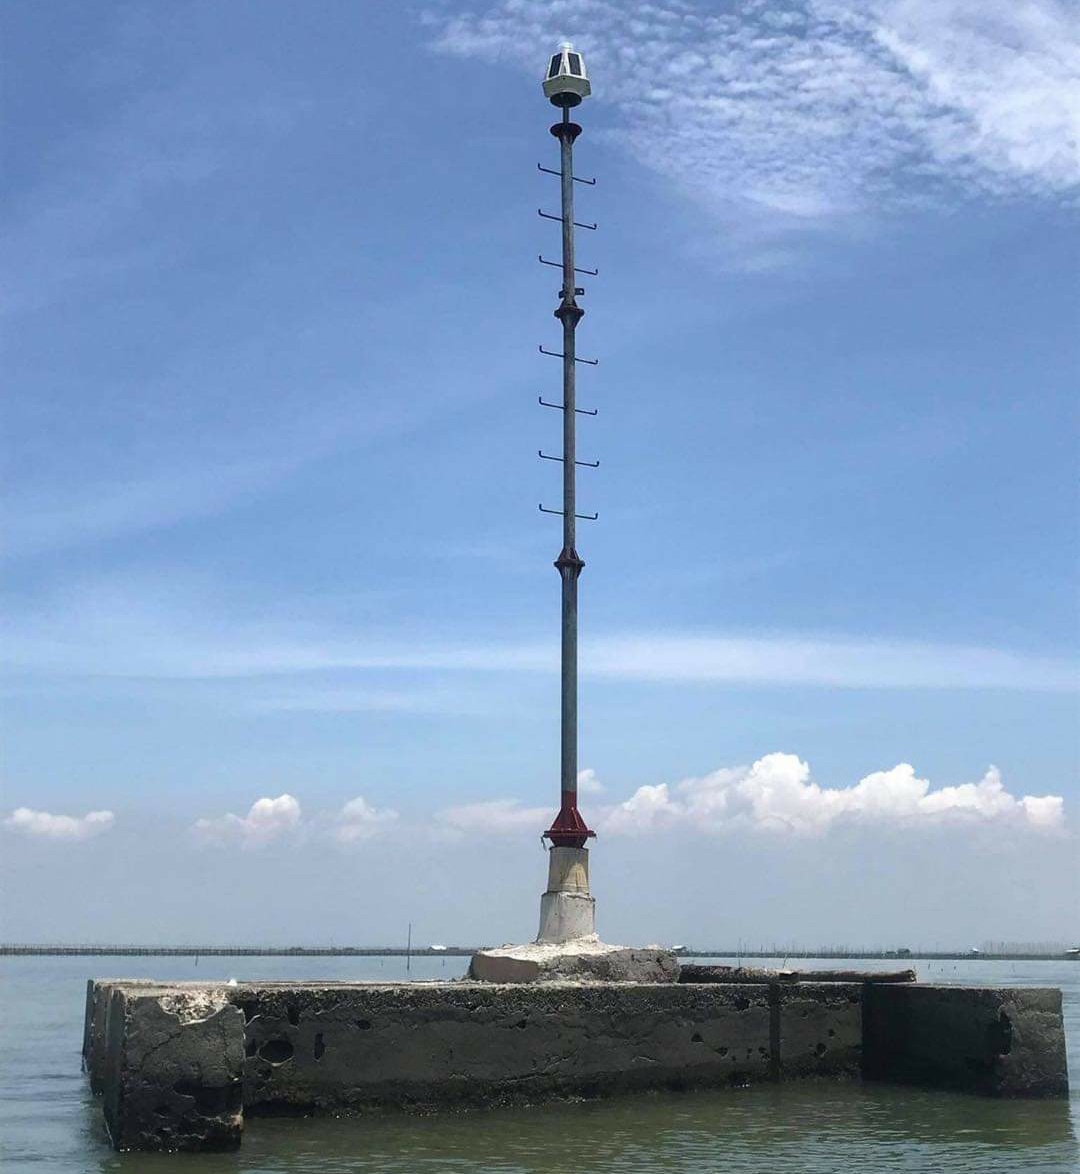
538, 45, 596, 852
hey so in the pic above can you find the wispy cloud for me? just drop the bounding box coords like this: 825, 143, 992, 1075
602, 753, 1065, 835
334, 796, 399, 844
435, 799, 551, 836
4, 582, 1074, 694
432, 0, 1079, 242
3, 807, 115, 841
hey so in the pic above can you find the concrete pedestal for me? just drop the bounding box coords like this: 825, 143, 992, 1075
469, 844, 678, 982
468, 939, 679, 984
537, 845, 595, 944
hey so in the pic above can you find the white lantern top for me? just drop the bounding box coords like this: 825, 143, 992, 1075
542, 41, 592, 106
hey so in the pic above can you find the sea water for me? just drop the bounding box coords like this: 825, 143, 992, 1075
2, 955, 1077, 1173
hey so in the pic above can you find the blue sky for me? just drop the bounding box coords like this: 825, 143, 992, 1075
2, 1, 1077, 946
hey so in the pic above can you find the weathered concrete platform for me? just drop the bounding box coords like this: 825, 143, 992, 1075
83, 976, 1070, 1152
468, 938, 678, 984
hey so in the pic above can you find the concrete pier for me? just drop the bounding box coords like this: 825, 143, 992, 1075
84, 975, 1070, 1152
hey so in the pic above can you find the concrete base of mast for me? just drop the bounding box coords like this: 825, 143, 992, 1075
538, 845, 594, 943
468, 846, 679, 984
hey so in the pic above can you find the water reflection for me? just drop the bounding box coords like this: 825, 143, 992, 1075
73, 1080, 1077, 1174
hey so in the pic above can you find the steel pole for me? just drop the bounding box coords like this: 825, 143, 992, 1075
545, 106, 592, 849
559, 108, 578, 812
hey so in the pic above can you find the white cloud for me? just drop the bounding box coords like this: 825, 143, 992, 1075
436, 799, 551, 835
193, 793, 301, 848
602, 753, 1065, 835
577, 768, 605, 794
432, 0, 1080, 238
335, 796, 399, 843
3, 807, 115, 841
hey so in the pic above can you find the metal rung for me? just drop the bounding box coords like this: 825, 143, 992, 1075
538, 209, 597, 230
539, 255, 598, 276
538, 163, 596, 185
539, 398, 597, 415
539, 345, 598, 366
539, 504, 599, 520
539, 450, 600, 468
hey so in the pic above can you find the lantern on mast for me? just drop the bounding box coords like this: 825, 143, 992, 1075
542, 41, 592, 106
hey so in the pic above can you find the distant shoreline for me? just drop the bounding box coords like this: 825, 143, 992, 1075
2, 945, 1076, 961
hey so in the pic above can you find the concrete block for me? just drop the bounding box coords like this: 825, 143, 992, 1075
85, 975, 1069, 1150
85, 980, 136, 1094
863, 984, 1069, 1098
469, 940, 678, 984
102, 984, 244, 1151
777, 982, 862, 1078
236, 982, 774, 1113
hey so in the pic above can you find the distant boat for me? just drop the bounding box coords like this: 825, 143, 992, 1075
1066, 947, 1079, 957
430, 944, 447, 951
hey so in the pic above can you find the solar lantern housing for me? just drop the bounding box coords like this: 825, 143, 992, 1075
542, 41, 592, 106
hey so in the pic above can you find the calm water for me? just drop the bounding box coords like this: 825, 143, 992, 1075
2, 955, 1077, 1173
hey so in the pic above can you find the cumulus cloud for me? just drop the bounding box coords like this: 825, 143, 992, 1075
334, 796, 399, 843
3, 807, 115, 841
577, 768, 605, 795
193, 794, 301, 848
603, 754, 1065, 835
432, 0, 1080, 235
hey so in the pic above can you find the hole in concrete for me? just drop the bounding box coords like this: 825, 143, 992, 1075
815, 1043, 827, 1057
515, 1018, 528, 1029
245, 1037, 259, 1058
287, 1005, 300, 1027
355, 1018, 372, 1030
238, 1000, 259, 1024
733, 996, 750, 1011
717, 1046, 729, 1057
259, 1038, 295, 1065
827, 1028, 836, 1038
758, 1046, 768, 1056
691, 1033, 704, 1044
314, 1032, 325, 1061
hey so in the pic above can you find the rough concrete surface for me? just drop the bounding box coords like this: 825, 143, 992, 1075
469, 937, 679, 984
85, 976, 1070, 1152
102, 984, 244, 1152
237, 981, 777, 1114
777, 982, 863, 1078
863, 983, 1069, 1098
